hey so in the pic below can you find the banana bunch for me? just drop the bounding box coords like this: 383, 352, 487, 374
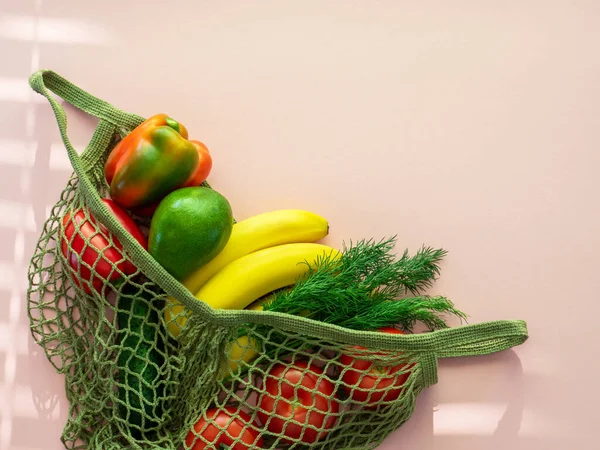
164, 209, 338, 374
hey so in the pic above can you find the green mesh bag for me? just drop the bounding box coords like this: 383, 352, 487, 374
26, 69, 529, 450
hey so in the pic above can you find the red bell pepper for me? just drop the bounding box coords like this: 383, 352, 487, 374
60, 199, 147, 294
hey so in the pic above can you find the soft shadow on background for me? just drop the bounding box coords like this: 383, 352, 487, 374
379, 348, 527, 450
1, 3, 100, 448
15, 99, 100, 450
383, 347, 586, 450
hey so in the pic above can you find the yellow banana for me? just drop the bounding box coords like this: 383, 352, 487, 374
247, 300, 266, 311
218, 335, 262, 379
195, 243, 338, 309
180, 209, 330, 295
164, 243, 339, 337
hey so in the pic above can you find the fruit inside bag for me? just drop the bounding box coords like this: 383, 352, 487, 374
26, 70, 528, 450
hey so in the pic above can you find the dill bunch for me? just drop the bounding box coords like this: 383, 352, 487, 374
262, 236, 466, 331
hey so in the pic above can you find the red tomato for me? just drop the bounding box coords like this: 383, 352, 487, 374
60, 198, 147, 294
185, 406, 264, 450
339, 327, 413, 406
257, 360, 340, 444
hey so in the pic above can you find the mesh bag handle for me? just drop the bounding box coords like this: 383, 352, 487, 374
426, 319, 528, 358
29, 69, 528, 358
29, 70, 145, 129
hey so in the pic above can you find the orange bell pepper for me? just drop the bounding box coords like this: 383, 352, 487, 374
105, 114, 212, 212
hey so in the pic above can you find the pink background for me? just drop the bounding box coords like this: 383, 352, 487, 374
1, 0, 599, 449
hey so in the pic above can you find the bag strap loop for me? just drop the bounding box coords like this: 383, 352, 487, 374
417, 320, 527, 387
429, 320, 528, 358
29, 70, 145, 129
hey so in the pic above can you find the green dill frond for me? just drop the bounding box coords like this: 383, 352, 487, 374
263, 236, 466, 332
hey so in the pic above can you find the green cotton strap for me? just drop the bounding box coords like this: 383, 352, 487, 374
418, 319, 528, 386
424, 319, 528, 358
28, 69, 528, 358
28, 70, 145, 175
29, 70, 145, 129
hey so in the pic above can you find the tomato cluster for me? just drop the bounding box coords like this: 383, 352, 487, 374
186, 328, 413, 448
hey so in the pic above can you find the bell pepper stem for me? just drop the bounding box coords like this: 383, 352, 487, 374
165, 117, 180, 133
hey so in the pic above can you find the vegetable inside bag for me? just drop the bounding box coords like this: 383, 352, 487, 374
26, 69, 528, 450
